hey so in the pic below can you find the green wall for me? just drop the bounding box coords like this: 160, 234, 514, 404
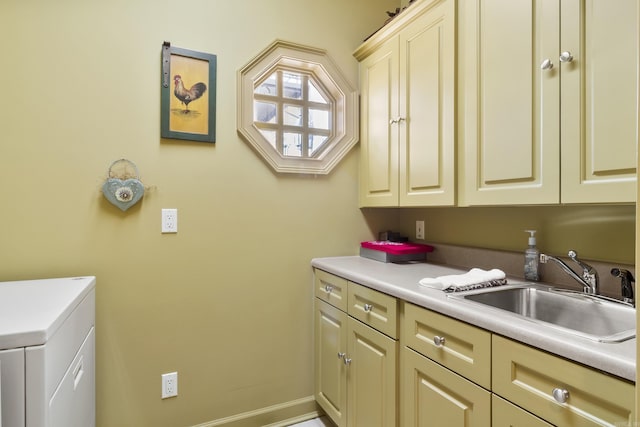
394, 205, 635, 264
0, 1, 397, 426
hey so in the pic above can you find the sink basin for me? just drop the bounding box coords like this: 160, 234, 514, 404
449, 285, 636, 342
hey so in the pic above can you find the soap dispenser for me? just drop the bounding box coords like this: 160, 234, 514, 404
524, 230, 540, 281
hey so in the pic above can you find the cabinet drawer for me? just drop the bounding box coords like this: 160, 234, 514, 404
314, 269, 348, 312
403, 347, 490, 427
402, 302, 491, 389
347, 282, 398, 338
492, 335, 635, 426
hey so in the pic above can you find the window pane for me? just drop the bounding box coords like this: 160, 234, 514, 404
309, 109, 329, 130
283, 72, 303, 99
309, 134, 328, 155
254, 101, 277, 123
255, 72, 277, 96
284, 105, 303, 126
259, 129, 277, 149
309, 81, 328, 104
283, 132, 302, 157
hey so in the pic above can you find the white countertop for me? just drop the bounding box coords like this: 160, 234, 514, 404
311, 256, 636, 382
0, 276, 96, 349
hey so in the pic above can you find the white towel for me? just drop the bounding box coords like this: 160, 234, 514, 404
419, 268, 506, 292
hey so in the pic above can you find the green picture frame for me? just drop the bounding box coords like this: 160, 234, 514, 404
161, 43, 217, 143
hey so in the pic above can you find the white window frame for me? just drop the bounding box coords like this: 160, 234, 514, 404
238, 40, 359, 174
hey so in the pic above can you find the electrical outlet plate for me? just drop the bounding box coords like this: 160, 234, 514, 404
161, 372, 178, 399
162, 209, 178, 233
416, 220, 425, 240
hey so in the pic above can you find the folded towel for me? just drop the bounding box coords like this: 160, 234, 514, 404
419, 268, 507, 293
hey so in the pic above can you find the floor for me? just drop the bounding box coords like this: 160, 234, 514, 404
289, 416, 335, 427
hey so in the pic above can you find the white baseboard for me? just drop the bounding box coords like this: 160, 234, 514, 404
191, 396, 322, 427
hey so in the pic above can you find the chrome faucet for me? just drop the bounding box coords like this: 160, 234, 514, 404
539, 250, 599, 295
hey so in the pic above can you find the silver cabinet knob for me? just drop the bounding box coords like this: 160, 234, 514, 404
552, 388, 570, 403
540, 59, 554, 70
559, 51, 574, 63
433, 336, 446, 346
363, 303, 373, 313
343, 357, 352, 366
324, 284, 333, 293
389, 117, 406, 125
337, 352, 346, 360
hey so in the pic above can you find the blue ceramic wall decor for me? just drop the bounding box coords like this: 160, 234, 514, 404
102, 159, 144, 211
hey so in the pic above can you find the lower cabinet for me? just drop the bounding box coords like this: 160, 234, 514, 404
314, 275, 398, 427
402, 346, 490, 426
492, 335, 635, 426
492, 394, 552, 427
313, 269, 636, 427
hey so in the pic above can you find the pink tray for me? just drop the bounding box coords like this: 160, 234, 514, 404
360, 241, 434, 255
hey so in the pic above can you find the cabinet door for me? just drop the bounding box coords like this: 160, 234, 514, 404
346, 317, 397, 427
492, 394, 553, 427
458, 0, 560, 205
315, 299, 348, 427
402, 347, 490, 427
398, 0, 456, 206
359, 36, 400, 207
560, 0, 638, 203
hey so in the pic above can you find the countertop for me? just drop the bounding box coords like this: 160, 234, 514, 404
311, 256, 636, 382
0, 276, 96, 349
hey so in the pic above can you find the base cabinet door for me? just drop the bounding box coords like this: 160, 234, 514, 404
315, 297, 398, 427
315, 299, 348, 426
492, 394, 552, 427
346, 317, 397, 427
402, 347, 490, 427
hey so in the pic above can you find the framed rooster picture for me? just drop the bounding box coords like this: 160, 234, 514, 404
161, 43, 217, 142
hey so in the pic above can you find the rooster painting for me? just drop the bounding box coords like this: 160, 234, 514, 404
173, 75, 207, 113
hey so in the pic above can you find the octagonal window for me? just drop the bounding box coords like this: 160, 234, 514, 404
238, 40, 358, 174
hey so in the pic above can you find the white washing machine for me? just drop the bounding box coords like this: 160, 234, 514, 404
0, 276, 95, 427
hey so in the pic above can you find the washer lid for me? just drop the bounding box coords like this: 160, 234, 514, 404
0, 276, 95, 349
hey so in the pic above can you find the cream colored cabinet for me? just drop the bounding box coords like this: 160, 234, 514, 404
459, 0, 638, 205
403, 302, 491, 389
403, 347, 490, 427
315, 299, 348, 425
314, 271, 399, 427
492, 394, 552, 427
560, 0, 638, 203
356, 0, 455, 207
492, 335, 635, 426
401, 302, 490, 427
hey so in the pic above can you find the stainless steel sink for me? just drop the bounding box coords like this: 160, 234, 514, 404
449, 285, 636, 342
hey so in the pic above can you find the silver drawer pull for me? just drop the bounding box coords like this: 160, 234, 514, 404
363, 303, 373, 312
325, 284, 333, 293
433, 336, 446, 346
337, 352, 345, 360
552, 388, 570, 403
343, 357, 352, 366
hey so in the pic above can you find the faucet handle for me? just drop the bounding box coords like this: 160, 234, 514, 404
568, 250, 598, 293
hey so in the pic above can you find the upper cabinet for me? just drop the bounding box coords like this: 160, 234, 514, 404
357, 0, 638, 207
356, 0, 456, 207
560, 0, 638, 203
459, 0, 638, 206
